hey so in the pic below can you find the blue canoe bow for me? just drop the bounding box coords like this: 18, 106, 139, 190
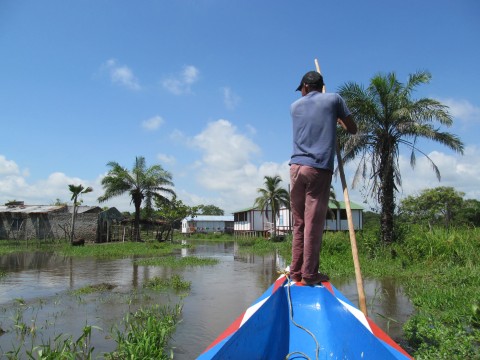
198, 274, 412, 360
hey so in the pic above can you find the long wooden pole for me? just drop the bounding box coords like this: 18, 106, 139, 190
314, 59, 368, 316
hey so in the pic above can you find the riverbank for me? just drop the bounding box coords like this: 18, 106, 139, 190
1, 226, 479, 359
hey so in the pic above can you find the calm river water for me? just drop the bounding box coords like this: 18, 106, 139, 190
0, 241, 413, 359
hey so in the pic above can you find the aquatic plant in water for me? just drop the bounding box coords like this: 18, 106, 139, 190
106, 304, 182, 360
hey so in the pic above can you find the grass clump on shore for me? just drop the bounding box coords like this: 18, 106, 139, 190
135, 255, 218, 268
0, 239, 182, 258
174, 232, 235, 242
70, 283, 117, 295
57, 241, 183, 259
29, 325, 100, 359
392, 227, 480, 359
144, 274, 191, 293
324, 226, 480, 359
235, 236, 291, 257
106, 304, 182, 360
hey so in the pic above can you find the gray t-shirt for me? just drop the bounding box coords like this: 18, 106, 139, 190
289, 91, 351, 172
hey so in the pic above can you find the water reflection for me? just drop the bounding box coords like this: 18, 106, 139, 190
333, 277, 414, 342
0, 241, 413, 359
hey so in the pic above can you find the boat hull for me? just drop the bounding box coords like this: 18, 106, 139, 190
198, 274, 412, 360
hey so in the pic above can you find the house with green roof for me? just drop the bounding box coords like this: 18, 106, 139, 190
233, 201, 363, 237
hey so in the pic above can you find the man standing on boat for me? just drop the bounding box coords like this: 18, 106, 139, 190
289, 71, 357, 285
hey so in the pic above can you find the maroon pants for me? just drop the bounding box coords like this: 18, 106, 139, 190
289, 164, 332, 281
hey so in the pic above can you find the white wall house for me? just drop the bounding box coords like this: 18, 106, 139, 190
276, 201, 363, 232
233, 207, 274, 237
181, 215, 234, 234
234, 201, 363, 237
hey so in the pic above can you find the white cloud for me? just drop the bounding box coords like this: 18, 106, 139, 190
439, 98, 480, 124
0, 164, 99, 206
182, 65, 199, 84
142, 115, 164, 130
162, 65, 199, 95
222, 87, 241, 110
396, 145, 480, 201
245, 124, 257, 135
172, 119, 290, 214
191, 119, 260, 173
103, 59, 141, 91
157, 153, 176, 164
0, 155, 20, 175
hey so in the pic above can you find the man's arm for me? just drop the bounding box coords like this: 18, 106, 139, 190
337, 115, 357, 134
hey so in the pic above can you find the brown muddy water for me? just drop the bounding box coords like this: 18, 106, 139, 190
0, 241, 413, 359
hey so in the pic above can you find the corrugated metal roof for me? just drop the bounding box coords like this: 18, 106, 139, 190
184, 215, 234, 222
67, 205, 102, 214
0, 205, 66, 214
329, 201, 364, 210
232, 206, 259, 213
232, 201, 364, 214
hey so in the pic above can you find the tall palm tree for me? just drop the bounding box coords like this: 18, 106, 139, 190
253, 175, 290, 239
98, 156, 175, 242
338, 71, 464, 243
68, 184, 93, 244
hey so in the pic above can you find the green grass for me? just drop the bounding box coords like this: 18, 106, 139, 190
175, 232, 235, 242
143, 274, 191, 293
0, 240, 184, 259
235, 236, 291, 257
28, 325, 100, 360
106, 304, 182, 360
58, 241, 184, 258
70, 283, 117, 295
23, 304, 182, 360
135, 255, 218, 268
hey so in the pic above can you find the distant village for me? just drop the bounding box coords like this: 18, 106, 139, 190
0, 200, 363, 243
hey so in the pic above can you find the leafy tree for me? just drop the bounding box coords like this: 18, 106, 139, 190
197, 204, 224, 216
400, 187, 480, 229
399, 186, 464, 228
155, 197, 198, 241
98, 156, 175, 242
253, 175, 290, 239
68, 184, 93, 244
363, 211, 380, 230
52, 198, 67, 206
458, 199, 480, 227
339, 71, 464, 243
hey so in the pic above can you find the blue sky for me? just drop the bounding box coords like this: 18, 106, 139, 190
1, 0, 479, 214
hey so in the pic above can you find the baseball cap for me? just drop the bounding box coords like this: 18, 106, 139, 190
296, 71, 324, 91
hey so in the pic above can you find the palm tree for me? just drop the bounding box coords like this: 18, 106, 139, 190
338, 70, 464, 243
98, 156, 175, 242
328, 185, 340, 220
253, 175, 290, 239
68, 184, 93, 244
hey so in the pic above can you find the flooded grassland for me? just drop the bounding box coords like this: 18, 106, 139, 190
0, 239, 415, 359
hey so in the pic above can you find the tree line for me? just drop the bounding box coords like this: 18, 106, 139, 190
398, 186, 480, 229
68, 70, 469, 244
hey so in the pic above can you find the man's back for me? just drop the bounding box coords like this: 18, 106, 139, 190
290, 91, 350, 171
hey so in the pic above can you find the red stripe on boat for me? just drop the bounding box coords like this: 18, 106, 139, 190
203, 311, 245, 352
323, 281, 334, 294
366, 317, 413, 359
273, 275, 286, 293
